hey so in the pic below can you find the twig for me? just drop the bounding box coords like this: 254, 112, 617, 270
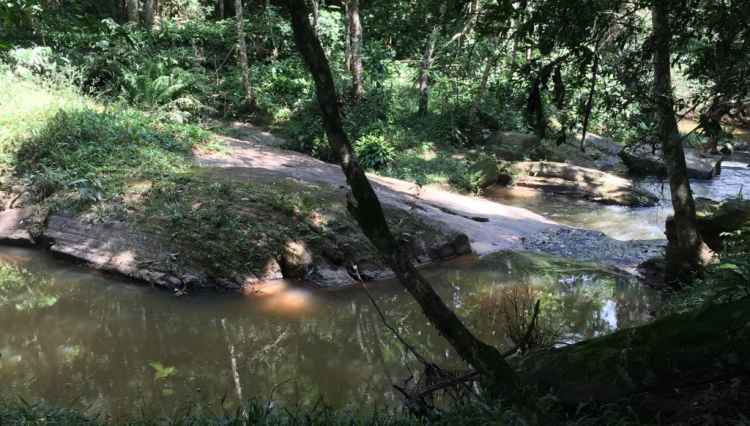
356, 267, 432, 366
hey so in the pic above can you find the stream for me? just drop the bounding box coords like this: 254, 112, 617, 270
0, 157, 747, 420
0, 248, 653, 420
489, 160, 750, 241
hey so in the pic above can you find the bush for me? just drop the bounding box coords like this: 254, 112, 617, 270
354, 134, 395, 170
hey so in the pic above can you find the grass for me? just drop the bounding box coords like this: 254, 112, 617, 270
0, 67, 214, 209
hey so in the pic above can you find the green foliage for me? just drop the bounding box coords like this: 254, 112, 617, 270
354, 133, 395, 170
135, 174, 322, 278
0, 66, 210, 211
0, 264, 60, 311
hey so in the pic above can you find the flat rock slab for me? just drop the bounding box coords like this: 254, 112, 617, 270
199, 134, 560, 256
509, 161, 659, 207
621, 145, 723, 180
0, 208, 36, 246
44, 215, 189, 290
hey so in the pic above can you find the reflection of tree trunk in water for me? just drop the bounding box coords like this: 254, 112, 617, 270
221, 318, 244, 406
285, 0, 522, 402
354, 302, 374, 364
363, 303, 400, 386
652, 1, 712, 286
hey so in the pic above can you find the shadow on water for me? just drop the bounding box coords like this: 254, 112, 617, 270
0, 247, 656, 420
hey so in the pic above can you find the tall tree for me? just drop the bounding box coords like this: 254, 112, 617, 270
346, 0, 364, 101
235, 0, 257, 110
417, 4, 445, 116
143, 0, 155, 28
652, 0, 713, 285
283, 0, 522, 401
126, 0, 139, 23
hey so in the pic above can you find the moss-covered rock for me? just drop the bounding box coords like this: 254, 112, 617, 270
518, 297, 750, 405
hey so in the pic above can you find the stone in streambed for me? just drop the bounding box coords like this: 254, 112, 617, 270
0, 208, 37, 246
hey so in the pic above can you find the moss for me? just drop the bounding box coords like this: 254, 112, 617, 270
519, 297, 750, 405
476, 251, 617, 277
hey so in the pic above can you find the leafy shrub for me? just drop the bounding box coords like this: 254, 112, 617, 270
7, 47, 64, 77
354, 134, 395, 170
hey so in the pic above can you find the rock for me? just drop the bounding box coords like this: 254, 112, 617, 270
0, 208, 36, 246
621, 145, 722, 179
43, 215, 193, 290
508, 161, 659, 207
549, 134, 627, 173
280, 240, 314, 280
518, 298, 750, 406
466, 156, 499, 189
487, 132, 543, 161
694, 198, 750, 250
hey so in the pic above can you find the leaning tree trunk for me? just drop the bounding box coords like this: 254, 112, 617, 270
284, 0, 522, 402
652, 0, 712, 285
127, 0, 139, 23
235, 0, 257, 110
417, 11, 442, 116
347, 0, 364, 101
143, 0, 154, 28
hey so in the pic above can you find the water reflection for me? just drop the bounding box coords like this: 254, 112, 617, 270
488, 163, 750, 241
0, 248, 655, 419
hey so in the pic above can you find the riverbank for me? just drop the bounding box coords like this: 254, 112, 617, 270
1, 70, 672, 293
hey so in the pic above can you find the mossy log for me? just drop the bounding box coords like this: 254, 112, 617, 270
518, 298, 750, 405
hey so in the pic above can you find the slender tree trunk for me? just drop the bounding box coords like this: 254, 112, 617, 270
417, 9, 442, 116
218, 0, 225, 19
652, 0, 713, 285
143, 0, 154, 28
284, 0, 522, 401
311, 0, 320, 35
470, 45, 499, 118
127, 0, 139, 23
235, 0, 257, 110
347, 0, 364, 101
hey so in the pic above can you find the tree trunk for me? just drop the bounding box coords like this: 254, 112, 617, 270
417, 8, 443, 116
218, 0, 225, 18
143, 0, 154, 28
652, 0, 712, 285
284, 0, 522, 401
347, 0, 364, 101
127, 0, 139, 23
311, 0, 320, 35
470, 43, 499, 117
235, 0, 257, 110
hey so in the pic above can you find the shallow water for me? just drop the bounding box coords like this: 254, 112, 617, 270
0, 248, 654, 419
488, 161, 750, 241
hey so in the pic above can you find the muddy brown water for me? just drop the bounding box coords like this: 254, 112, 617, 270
1, 146, 746, 419
0, 247, 655, 420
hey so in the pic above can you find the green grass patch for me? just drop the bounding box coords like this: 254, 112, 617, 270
0, 69, 215, 211
131, 172, 328, 277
